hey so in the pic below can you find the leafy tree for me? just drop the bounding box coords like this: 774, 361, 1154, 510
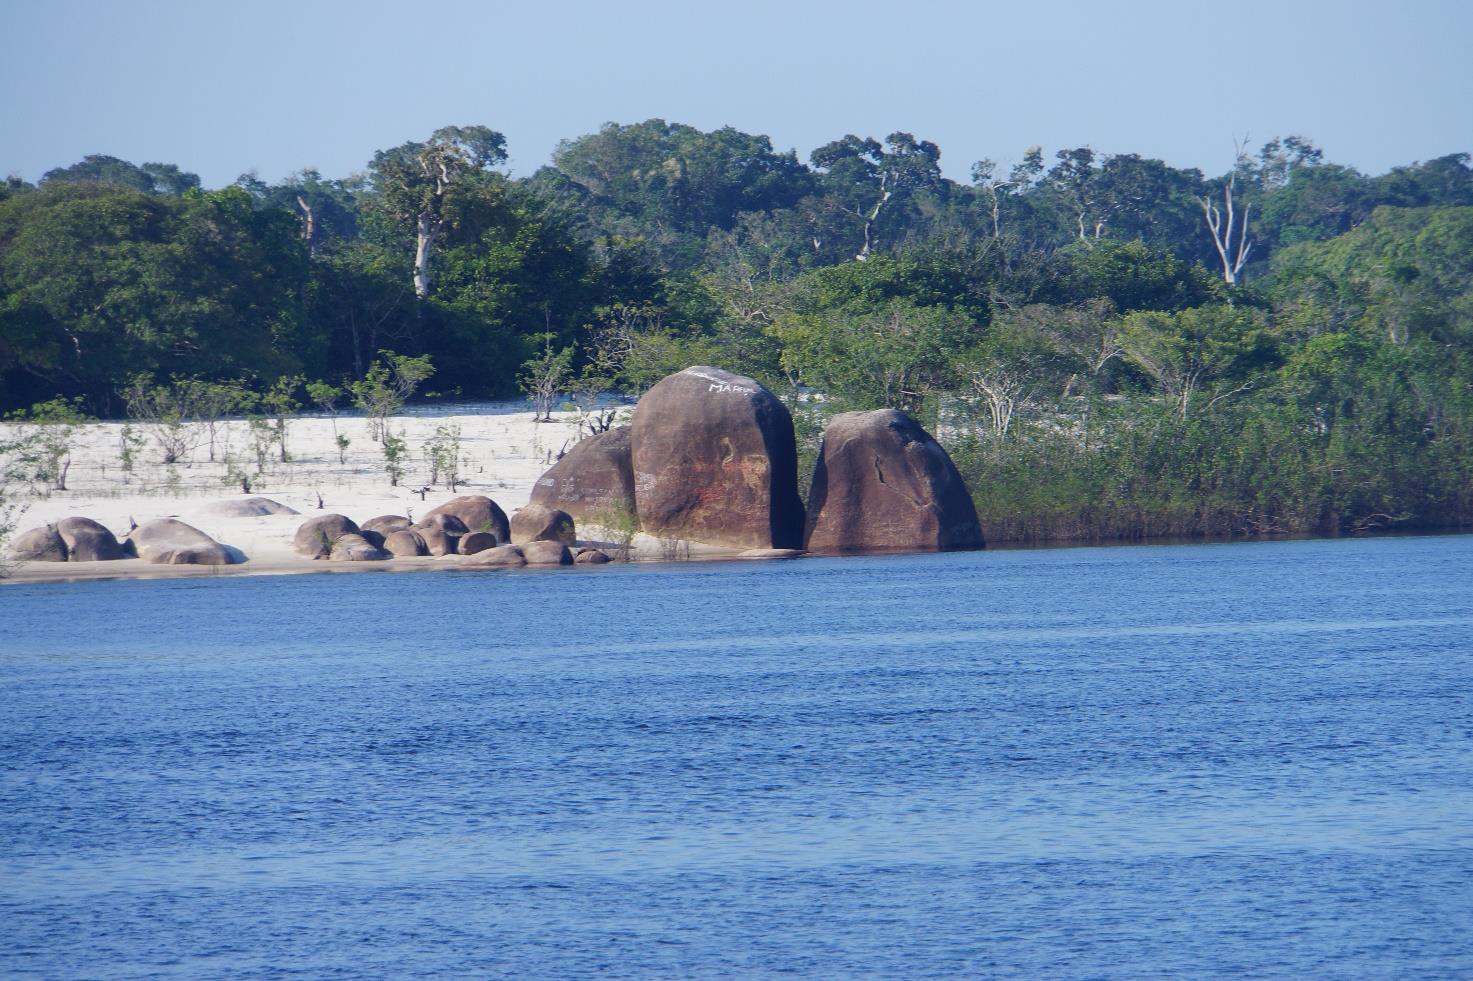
350, 351, 434, 442
370, 125, 507, 298
810, 132, 943, 260
1117, 304, 1276, 417
42, 155, 201, 195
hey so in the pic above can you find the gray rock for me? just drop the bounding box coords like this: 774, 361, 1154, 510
574, 548, 612, 564
361, 514, 412, 537
382, 529, 428, 557
421, 496, 509, 543
6, 524, 68, 562
130, 518, 238, 565
293, 514, 360, 559
510, 504, 576, 545
204, 497, 298, 517
411, 512, 467, 556
56, 517, 130, 561
329, 533, 390, 562
521, 540, 573, 566
458, 531, 500, 555
464, 544, 526, 567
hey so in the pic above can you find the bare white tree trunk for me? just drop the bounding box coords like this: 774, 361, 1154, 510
1199, 175, 1253, 285
413, 214, 438, 299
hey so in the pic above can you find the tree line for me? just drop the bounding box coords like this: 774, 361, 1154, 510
2, 121, 1471, 541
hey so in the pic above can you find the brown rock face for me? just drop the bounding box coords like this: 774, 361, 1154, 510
56, 517, 130, 561
7, 525, 69, 562
630, 366, 804, 549
574, 548, 611, 564
464, 544, 526, 567
330, 533, 390, 562
412, 513, 467, 556
804, 409, 983, 554
521, 540, 573, 565
458, 531, 500, 555
130, 518, 238, 565
510, 504, 576, 545
383, 530, 429, 557
421, 496, 509, 543
293, 514, 360, 559
528, 427, 636, 524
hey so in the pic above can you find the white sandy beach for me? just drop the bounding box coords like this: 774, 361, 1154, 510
2, 401, 745, 583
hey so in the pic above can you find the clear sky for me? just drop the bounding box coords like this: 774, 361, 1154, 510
3, 0, 1470, 187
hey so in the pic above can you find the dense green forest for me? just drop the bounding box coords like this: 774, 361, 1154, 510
3, 122, 1471, 541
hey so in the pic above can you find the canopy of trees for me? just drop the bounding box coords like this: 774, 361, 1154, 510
3, 125, 1471, 540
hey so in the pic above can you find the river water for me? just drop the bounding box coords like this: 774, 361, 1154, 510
2, 536, 1471, 978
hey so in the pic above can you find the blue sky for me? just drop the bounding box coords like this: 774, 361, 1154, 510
3, 0, 1470, 187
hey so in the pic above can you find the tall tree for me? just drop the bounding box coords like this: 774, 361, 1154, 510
370, 126, 507, 298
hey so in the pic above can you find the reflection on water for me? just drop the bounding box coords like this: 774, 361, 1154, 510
3, 536, 1472, 977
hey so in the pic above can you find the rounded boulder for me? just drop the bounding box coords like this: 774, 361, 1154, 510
293, 514, 360, 560
382, 529, 429, 557
521, 540, 573, 565
630, 366, 804, 550
803, 409, 983, 553
510, 504, 576, 545
130, 518, 238, 565
528, 426, 636, 524
421, 496, 509, 543
6, 524, 69, 562
56, 517, 130, 561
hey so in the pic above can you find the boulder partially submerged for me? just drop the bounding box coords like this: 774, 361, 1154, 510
130, 518, 239, 565
464, 544, 527, 567
510, 504, 576, 545
803, 409, 983, 553
521, 540, 573, 565
630, 366, 804, 550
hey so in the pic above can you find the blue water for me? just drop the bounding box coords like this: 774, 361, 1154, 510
2, 536, 1471, 978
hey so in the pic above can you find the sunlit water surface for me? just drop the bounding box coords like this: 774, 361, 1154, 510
3, 536, 1471, 978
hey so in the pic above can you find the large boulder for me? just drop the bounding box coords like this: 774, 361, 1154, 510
521, 540, 573, 566
130, 518, 238, 565
411, 512, 467, 556
528, 426, 636, 524
361, 514, 412, 537
56, 517, 130, 561
421, 496, 509, 543
203, 497, 298, 517
510, 504, 576, 545
330, 533, 390, 562
458, 531, 500, 555
464, 544, 526, 567
574, 548, 611, 565
630, 366, 804, 549
382, 529, 429, 558
803, 409, 983, 553
6, 524, 68, 562
293, 514, 359, 560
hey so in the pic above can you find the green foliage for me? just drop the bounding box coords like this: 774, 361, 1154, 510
350, 351, 434, 442
3, 132, 1471, 543
381, 432, 407, 486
